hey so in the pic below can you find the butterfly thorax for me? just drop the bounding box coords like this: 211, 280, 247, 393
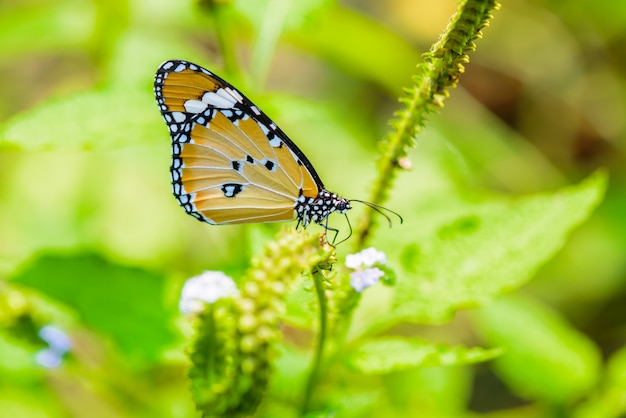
296, 189, 351, 227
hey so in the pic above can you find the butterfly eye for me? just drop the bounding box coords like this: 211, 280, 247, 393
336, 199, 350, 213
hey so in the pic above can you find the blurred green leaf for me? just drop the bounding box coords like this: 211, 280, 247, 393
11, 253, 177, 362
0, 88, 160, 151
388, 367, 472, 418
574, 345, 626, 418
286, 4, 420, 94
607, 346, 626, 390
234, 0, 421, 93
388, 171, 607, 324
0, 2, 94, 57
553, 0, 626, 37
475, 295, 602, 404
347, 337, 502, 374
269, 344, 311, 402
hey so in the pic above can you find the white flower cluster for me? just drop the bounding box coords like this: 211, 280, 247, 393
346, 247, 387, 292
36, 325, 72, 369
179, 271, 239, 314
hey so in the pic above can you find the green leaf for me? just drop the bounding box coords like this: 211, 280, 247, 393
475, 295, 602, 404
574, 345, 626, 418
0, 2, 94, 58
286, 4, 420, 94
607, 346, 626, 391
11, 253, 177, 361
0, 88, 160, 151
347, 337, 502, 374
389, 171, 607, 324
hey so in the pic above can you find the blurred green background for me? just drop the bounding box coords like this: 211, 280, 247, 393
1, 0, 625, 417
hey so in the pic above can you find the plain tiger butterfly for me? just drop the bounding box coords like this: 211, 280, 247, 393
154, 60, 398, 241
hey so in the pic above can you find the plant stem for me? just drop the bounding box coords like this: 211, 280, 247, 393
302, 266, 329, 414
250, 0, 290, 89
354, 0, 501, 249
212, 4, 239, 77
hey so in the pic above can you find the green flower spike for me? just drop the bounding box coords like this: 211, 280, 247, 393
187, 229, 334, 418
357, 0, 501, 246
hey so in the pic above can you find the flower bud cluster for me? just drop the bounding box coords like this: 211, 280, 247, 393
186, 230, 333, 417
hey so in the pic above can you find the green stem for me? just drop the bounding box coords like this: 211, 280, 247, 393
213, 4, 239, 77
198, 0, 239, 76
354, 0, 500, 249
250, 0, 290, 89
302, 265, 329, 414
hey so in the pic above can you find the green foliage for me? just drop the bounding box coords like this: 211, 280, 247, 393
1, 89, 157, 151
11, 253, 177, 361
187, 231, 334, 417
475, 295, 602, 404
574, 346, 626, 417
347, 337, 503, 374
0, 0, 624, 417
389, 172, 606, 324
357, 0, 500, 246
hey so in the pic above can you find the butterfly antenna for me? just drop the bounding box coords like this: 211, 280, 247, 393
349, 200, 403, 228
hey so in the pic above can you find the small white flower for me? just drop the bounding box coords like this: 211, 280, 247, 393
35, 348, 64, 369
350, 267, 384, 293
345, 253, 364, 269
35, 325, 71, 368
179, 271, 239, 314
345, 247, 388, 292
39, 325, 72, 355
345, 247, 387, 269
359, 247, 387, 267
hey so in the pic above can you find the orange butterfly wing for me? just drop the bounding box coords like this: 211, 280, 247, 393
154, 60, 325, 225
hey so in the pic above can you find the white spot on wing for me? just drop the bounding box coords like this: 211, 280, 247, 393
269, 137, 281, 147
184, 99, 208, 114
258, 123, 270, 135
224, 87, 243, 102
202, 88, 238, 108
171, 112, 186, 122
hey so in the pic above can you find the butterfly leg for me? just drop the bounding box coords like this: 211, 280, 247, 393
320, 217, 340, 245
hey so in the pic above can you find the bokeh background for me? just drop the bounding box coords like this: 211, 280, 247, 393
1, 0, 625, 417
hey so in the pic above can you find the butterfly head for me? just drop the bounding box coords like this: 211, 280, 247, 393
335, 197, 351, 214
301, 191, 402, 245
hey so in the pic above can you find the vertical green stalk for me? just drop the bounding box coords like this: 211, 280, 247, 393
188, 231, 334, 417
198, 0, 240, 76
354, 0, 501, 248
301, 265, 329, 414
327, 0, 501, 388
250, 0, 291, 89
90, 0, 129, 69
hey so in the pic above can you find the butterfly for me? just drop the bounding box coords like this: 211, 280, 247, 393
154, 60, 397, 241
